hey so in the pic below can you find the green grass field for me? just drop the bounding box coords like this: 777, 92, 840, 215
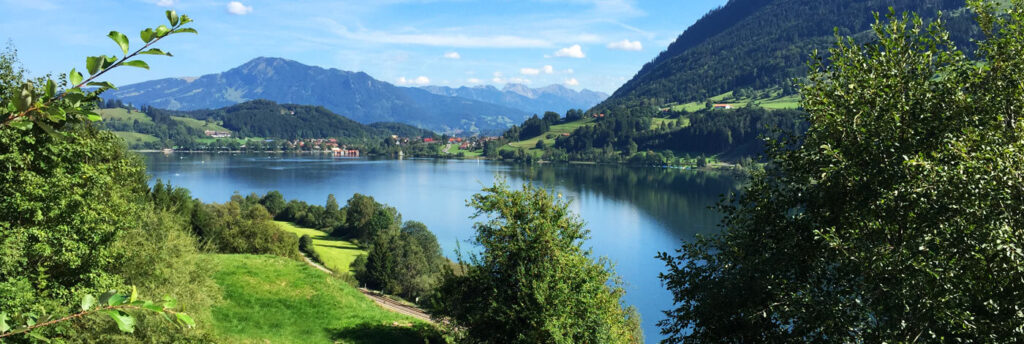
276, 221, 365, 275
207, 254, 438, 343
508, 117, 596, 151
170, 116, 231, 132
97, 108, 153, 123
113, 131, 160, 146
667, 92, 801, 112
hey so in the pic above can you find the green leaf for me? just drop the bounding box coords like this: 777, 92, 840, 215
102, 55, 119, 69
27, 331, 50, 343
9, 119, 33, 130
86, 56, 102, 75
122, 60, 150, 70
87, 113, 103, 122
175, 313, 195, 328
166, 10, 179, 26
140, 28, 155, 43
69, 68, 83, 86
12, 84, 30, 111
105, 310, 135, 333
33, 119, 61, 138
162, 295, 177, 309
0, 312, 10, 333
106, 293, 127, 306
173, 28, 198, 35
141, 301, 163, 313
155, 25, 170, 37
45, 108, 67, 123
180, 15, 192, 24
81, 294, 96, 311
139, 48, 172, 57
86, 81, 118, 91
107, 31, 130, 55
99, 290, 117, 305
129, 286, 137, 303
45, 79, 56, 98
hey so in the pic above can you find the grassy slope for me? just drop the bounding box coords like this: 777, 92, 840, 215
502, 118, 598, 157
276, 221, 365, 275
668, 91, 801, 112
170, 115, 231, 132
97, 108, 153, 123
112, 131, 160, 145
207, 254, 437, 344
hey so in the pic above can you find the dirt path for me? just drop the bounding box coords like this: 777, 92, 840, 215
358, 288, 434, 324
299, 252, 434, 324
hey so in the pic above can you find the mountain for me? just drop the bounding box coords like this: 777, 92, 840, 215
595, 0, 970, 113
420, 84, 608, 116
107, 57, 528, 133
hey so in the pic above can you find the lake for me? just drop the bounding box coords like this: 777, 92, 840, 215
142, 152, 744, 343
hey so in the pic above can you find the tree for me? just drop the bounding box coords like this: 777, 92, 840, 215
542, 111, 561, 125
434, 183, 642, 343
0, 11, 202, 340
259, 190, 286, 216
658, 3, 1024, 342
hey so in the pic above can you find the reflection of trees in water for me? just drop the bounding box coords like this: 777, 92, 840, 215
505, 164, 745, 240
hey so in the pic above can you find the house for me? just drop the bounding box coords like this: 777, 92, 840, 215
203, 130, 232, 138
423, 138, 435, 143
712, 104, 734, 109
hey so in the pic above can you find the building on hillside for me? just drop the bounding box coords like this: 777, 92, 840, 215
712, 104, 734, 109
203, 130, 232, 138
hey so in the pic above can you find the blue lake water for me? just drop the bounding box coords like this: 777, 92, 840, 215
142, 153, 743, 342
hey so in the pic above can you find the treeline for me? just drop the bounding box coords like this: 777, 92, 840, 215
258, 191, 448, 301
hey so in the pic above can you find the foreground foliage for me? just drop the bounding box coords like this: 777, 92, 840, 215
659, 1, 1024, 342
434, 183, 642, 343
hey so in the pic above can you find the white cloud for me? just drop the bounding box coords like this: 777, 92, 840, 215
554, 44, 585, 58
493, 72, 503, 77
467, 78, 483, 84
156, 0, 175, 6
318, 18, 551, 48
509, 77, 532, 84
396, 76, 431, 86
444, 51, 461, 59
566, 68, 575, 74
226, 1, 253, 15
564, 78, 580, 86
520, 67, 540, 75
543, 65, 554, 74
607, 39, 643, 51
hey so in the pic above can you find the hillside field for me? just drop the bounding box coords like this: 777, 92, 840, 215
506, 117, 596, 155
276, 221, 365, 275
207, 254, 439, 343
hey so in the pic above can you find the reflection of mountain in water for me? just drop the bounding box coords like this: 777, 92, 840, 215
504, 164, 745, 239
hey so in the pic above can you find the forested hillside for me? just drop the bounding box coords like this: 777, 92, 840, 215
100, 100, 433, 149
595, 0, 969, 112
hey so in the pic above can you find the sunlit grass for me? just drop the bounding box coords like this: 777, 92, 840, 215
206, 254, 438, 343
275, 221, 365, 276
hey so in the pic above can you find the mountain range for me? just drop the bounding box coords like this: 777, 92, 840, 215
107, 57, 607, 134
420, 84, 607, 117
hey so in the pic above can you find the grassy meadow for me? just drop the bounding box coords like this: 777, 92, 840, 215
206, 254, 439, 343
276, 221, 365, 275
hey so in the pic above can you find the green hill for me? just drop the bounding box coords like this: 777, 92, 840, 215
207, 254, 439, 343
595, 0, 970, 113
507, 117, 597, 153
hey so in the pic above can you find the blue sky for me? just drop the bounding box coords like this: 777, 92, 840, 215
0, 0, 727, 93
